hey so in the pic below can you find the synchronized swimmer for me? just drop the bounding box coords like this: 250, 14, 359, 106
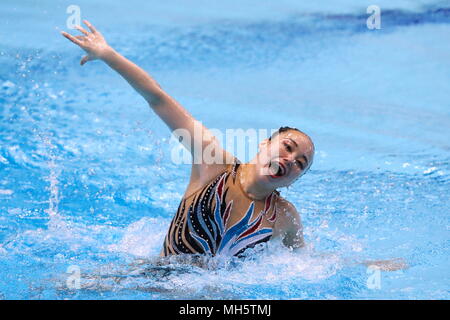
61, 21, 406, 270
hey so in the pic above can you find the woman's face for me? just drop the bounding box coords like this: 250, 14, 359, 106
256, 130, 314, 188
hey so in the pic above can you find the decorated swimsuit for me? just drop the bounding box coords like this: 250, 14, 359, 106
162, 159, 279, 257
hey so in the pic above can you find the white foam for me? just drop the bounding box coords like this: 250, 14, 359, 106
108, 217, 170, 257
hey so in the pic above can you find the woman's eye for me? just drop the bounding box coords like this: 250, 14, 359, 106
283, 142, 292, 152
296, 160, 304, 170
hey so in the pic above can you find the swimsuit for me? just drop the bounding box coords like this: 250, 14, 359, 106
162, 159, 279, 257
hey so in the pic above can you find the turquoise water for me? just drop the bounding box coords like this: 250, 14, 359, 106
0, 0, 449, 299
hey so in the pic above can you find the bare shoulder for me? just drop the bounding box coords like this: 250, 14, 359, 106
192, 148, 235, 180
183, 151, 236, 199
273, 196, 304, 248
275, 196, 300, 221
273, 196, 301, 235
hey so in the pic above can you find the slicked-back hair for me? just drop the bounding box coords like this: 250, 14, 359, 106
269, 126, 315, 153
269, 126, 303, 141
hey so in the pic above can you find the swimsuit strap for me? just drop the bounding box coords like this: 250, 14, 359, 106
230, 157, 241, 179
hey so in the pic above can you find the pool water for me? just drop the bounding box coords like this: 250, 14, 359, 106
0, 0, 449, 299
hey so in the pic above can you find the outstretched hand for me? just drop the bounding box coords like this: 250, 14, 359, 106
61, 20, 112, 65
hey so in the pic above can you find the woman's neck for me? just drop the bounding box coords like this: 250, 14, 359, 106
238, 162, 275, 200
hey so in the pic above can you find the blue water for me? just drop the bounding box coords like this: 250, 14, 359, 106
1, 0, 449, 299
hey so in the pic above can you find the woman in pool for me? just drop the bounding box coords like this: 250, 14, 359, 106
62, 20, 311, 257
61, 21, 405, 269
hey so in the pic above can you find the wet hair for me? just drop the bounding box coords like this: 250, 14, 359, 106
269, 126, 315, 157
268, 126, 308, 142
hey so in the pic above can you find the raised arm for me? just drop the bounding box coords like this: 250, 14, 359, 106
61, 20, 232, 185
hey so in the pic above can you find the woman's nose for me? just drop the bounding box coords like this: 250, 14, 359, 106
282, 157, 294, 167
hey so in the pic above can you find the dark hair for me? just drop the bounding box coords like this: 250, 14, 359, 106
269, 126, 315, 151
269, 126, 302, 141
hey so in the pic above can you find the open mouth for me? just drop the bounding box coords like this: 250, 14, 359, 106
269, 161, 286, 178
